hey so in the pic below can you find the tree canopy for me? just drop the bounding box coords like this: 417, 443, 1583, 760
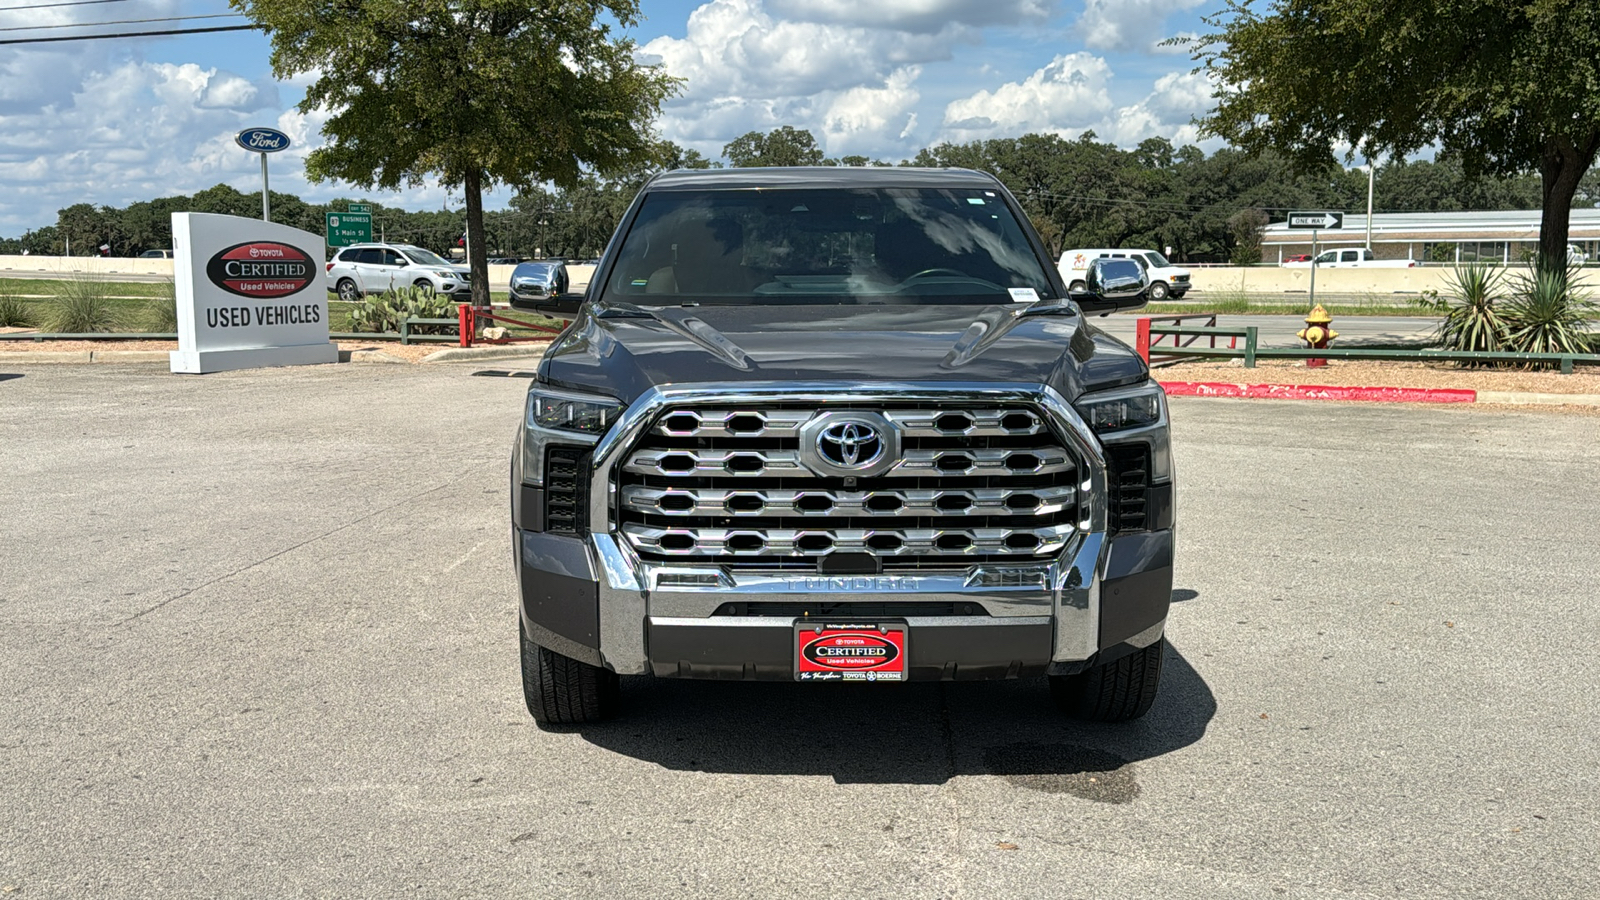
232, 0, 678, 303
1195, 0, 1600, 268
8, 127, 1598, 263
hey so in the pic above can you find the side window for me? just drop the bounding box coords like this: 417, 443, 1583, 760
1362, 249, 1375, 261
355, 248, 383, 265
383, 249, 406, 267
1316, 250, 1337, 264
1340, 250, 1358, 262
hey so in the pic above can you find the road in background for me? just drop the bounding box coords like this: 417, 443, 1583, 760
2, 364, 1596, 899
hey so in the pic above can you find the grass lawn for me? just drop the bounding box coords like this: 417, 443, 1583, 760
0, 277, 171, 300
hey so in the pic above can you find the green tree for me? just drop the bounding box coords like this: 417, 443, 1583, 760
234, 0, 678, 305
1196, 0, 1600, 270
723, 126, 827, 167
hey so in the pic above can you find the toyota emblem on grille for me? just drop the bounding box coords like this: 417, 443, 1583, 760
817, 422, 883, 468
798, 411, 899, 478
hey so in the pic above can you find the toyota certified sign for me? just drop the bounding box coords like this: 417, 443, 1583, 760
205, 241, 315, 299
235, 128, 292, 153
170, 212, 336, 374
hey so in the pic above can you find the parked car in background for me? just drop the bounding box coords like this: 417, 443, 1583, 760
1569, 244, 1588, 265
1282, 248, 1418, 268
1059, 248, 1190, 300
138, 249, 174, 259
488, 257, 524, 266
325, 242, 471, 302
1281, 253, 1312, 264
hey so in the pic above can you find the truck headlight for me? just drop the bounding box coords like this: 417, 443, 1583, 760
519, 387, 626, 485
1075, 381, 1164, 434
528, 389, 625, 435
1073, 381, 1173, 483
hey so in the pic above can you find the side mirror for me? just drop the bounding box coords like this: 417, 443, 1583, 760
1075, 257, 1149, 315
509, 261, 584, 318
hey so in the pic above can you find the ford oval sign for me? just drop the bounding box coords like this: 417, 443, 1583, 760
205, 241, 315, 299
235, 128, 291, 153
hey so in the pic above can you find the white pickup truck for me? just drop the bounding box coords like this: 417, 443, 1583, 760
1283, 248, 1418, 268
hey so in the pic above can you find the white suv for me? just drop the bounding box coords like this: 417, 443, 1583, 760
326, 243, 471, 302
1059, 248, 1191, 301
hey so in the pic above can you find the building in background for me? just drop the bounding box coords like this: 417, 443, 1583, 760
1261, 210, 1600, 264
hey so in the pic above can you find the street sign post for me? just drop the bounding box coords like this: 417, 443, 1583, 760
234, 128, 292, 223
325, 212, 373, 248
1287, 211, 1344, 307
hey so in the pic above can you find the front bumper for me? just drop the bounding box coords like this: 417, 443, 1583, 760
516, 525, 1173, 681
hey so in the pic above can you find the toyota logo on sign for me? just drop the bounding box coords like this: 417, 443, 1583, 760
817, 422, 883, 468
798, 412, 899, 478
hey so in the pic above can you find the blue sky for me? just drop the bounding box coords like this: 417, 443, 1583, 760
0, 0, 1220, 234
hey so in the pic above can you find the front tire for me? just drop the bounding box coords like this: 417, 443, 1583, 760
1049, 638, 1165, 722
519, 625, 619, 724
1148, 281, 1170, 301
336, 278, 361, 303
413, 278, 436, 293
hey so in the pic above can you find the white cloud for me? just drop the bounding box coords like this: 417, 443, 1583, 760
0, 59, 486, 234
1076, 0, 1205, 52
1101, 69, 1216, 145
939, 53, 1113, 142
937, 59, 1220, 150
766, 0, 1054, 33
819, 67, 922, 152
642, 0, 968, 158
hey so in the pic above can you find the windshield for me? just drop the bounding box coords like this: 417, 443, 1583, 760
602, 187, 1055, 306
1143, 251, 1172, 268
400, 246, 454, 267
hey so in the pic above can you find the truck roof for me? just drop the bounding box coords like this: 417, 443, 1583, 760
645, 166, 1005, 191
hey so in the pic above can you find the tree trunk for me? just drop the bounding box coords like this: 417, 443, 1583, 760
463, 168, 490, 308
1538, 131, 1600, 273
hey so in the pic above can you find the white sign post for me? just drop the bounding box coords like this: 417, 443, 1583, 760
169, 212, 338, 374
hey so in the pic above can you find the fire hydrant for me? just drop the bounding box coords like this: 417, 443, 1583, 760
1296, 304, 1339, 368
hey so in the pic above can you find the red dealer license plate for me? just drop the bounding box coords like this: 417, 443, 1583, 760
795, 621, 908, 682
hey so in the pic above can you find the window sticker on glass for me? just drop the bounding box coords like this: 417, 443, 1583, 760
1008, 287, 1040, 303
967, 197, 986, 205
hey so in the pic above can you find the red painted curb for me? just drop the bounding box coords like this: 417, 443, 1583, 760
1159, 381, 1478, 404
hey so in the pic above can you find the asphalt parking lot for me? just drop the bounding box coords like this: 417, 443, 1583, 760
2, 362, 1597, 899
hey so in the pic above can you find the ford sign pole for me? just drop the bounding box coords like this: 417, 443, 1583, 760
235, 128, 293, 223
259, 152, 270, 221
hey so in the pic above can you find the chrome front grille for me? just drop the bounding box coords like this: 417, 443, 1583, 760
615, 403, 1083, 572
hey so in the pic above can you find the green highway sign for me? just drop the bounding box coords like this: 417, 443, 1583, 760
326, 211, 372, 247
347, 203, 371, 213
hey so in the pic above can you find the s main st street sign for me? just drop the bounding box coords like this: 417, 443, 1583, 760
325, 211, 373, 248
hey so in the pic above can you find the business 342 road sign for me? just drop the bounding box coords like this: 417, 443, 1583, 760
1288, 211, 1343, 229
325, 212, 372, 248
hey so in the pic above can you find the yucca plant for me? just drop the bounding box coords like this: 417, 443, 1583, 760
1501, 264, 1596, 359
46, 274, 123, 333
1421, 263, 1509, 358
0, 290, 34, 327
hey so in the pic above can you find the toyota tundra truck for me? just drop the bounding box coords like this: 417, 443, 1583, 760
512, 167, 1176, 724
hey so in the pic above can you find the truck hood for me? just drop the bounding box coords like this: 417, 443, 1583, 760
538, 303, 1148, 404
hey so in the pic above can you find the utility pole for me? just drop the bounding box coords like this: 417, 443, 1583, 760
1366, 155, 1376, 250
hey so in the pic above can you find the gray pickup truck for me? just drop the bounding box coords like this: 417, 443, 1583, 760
511, 167, 1176, 724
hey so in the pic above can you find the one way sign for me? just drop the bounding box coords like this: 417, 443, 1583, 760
1287, 211, 1344, 229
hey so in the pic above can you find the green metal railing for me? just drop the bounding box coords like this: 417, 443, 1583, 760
1139, 317, 1600, 374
